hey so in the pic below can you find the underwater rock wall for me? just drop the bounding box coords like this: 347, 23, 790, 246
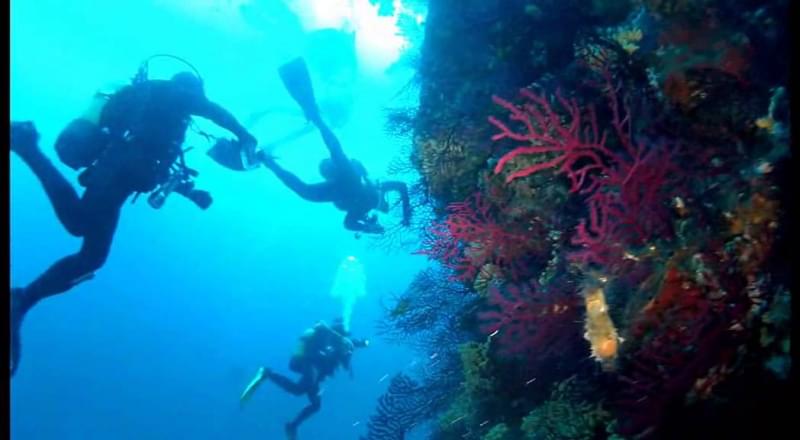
376, 0, 792, 438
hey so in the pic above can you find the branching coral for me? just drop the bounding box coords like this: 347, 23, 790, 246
521, 376, 610, 440
378, 266, 475, 354
482, 423, 512, 440
362, 373, 429, 440
489, 86, 608, 189
612, 266, 750, 437
438, 341, 496, 437
478, 280, 582, 366
418, 191, 533, 283
397, 2, 789, 439
384, 106, 419, 141
378, 266, 472, 428
489, 71, 680, 271
369, 180, 435, 255
460, 341, 495, 397
413, 128, 489, 203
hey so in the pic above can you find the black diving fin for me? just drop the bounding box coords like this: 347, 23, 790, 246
278, 57, 320, 121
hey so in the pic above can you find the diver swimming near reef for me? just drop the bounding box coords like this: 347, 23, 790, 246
209, 57, 411, 235
239, 318, 369, 440
9, 55, 257, 376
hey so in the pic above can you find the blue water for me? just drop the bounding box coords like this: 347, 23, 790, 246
10, 1, 426, 438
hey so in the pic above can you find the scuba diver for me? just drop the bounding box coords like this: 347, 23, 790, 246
209, 57, 411, 235
9, 55, 257, 376
239, 318, 369, 440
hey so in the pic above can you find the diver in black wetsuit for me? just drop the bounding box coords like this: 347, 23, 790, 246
266, 58, 410, 234
208, 57, 411, 235
261, 107, 411, 235
239, 318, 369, 440
9, 70, 257, 376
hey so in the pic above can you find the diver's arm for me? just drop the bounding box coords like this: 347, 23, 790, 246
263, 158, 338, 203
193, 99, 256, 146
381, 181, 412, 225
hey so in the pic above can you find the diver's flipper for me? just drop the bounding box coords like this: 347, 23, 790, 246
240, 367, 266, 406
10, 288, 26, 377
207, 139, 249, 171
278, 57, 320, 121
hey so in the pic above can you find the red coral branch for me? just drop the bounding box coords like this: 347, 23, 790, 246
569, 143, 676, 267
478, 281, 580, 360
490, 71, 679, 270
489, 88, 609, 192
416, 192, 529, 282
613, 268, 746, 437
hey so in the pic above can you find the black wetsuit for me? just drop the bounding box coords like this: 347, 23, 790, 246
263, 114, 410, 233
263, 324, 367, 435
11, 78, 253, 337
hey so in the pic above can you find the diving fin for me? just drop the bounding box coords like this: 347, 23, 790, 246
278, 57, 320, 121
240, 367, 266, 406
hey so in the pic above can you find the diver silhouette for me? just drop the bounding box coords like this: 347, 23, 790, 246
239, 318, 369, 440
209, 57, 411, 235
9, 60, 257, 376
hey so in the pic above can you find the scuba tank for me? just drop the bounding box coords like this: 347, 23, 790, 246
56, 54, 213, 210
55, 83, 123, 171
55, 118, 110, 171
55, 54, 203, 172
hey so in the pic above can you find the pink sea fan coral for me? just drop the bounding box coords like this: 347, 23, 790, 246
478, 281, 580, 360
490, 72, 680, 269
417, 192, 530, 282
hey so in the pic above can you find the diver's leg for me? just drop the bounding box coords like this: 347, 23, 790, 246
264, 370, 308, 396
11, 190, 123, 376
11, 122, 85, 236
15, 180, 127, 317
311, 116, 348, 167
262, 159, 337, 202
286, 389, 321, 438
19, 198, 121, 307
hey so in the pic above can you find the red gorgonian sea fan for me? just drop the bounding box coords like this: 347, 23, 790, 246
612, 267, 747, 437
489, 87, 609, 192
489, 73, 680, 268
417, 192, 530, 283
478, 280, 580, 361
